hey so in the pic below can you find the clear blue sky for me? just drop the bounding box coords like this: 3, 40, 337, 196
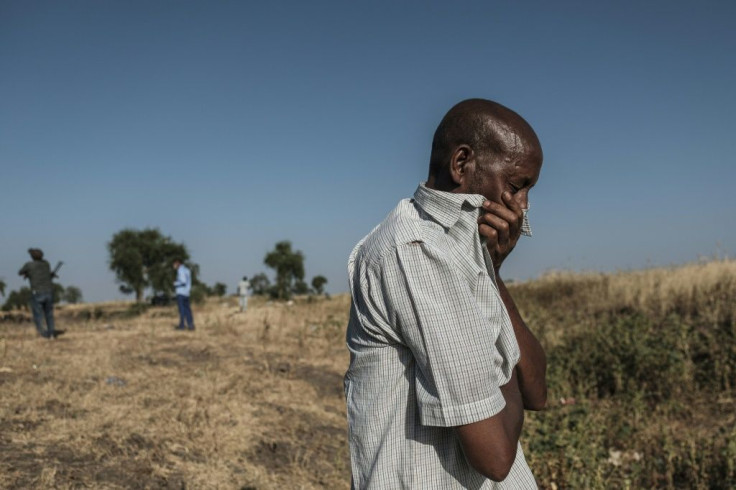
1, 1, 734, 302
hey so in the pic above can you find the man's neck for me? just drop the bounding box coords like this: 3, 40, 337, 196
425, 174, 460, 193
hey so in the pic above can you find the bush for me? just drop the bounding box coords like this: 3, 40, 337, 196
126, 302, 149, 317
2, 287, 31, 311
513, 259, 736, 489
189, 283, 208, 304
63, 286, 83, 304
212, 282, 227, 297
550, 313, 692, 402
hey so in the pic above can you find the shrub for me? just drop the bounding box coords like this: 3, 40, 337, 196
514, 259, 736, 489
549, 313, 692, 402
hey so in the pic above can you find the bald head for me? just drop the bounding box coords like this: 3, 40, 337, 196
428, 99, 542, 186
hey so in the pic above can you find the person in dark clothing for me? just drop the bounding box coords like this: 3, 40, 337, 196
18, 248, 60, 339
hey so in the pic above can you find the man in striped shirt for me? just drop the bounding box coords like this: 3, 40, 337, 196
345, 99, 547, 488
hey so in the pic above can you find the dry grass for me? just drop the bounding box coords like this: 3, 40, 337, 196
0, 295, 352, 489
531, 258, 736, 316
513, 258, 736, 347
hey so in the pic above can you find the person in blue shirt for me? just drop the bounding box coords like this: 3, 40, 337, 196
172, 259, 195, 331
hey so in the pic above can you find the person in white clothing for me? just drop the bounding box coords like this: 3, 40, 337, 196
238, 276, 251, 312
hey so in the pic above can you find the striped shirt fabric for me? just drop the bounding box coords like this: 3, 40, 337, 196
344, 183, 537, 489
520, 205, 532, 237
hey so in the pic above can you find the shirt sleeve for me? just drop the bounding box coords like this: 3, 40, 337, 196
383, 241, 508, 427
19, 263, 28, 275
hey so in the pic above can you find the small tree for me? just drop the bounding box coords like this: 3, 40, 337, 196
108, 228, 190, 302
293, 280, 310, 295
264, 241, 305, 300
189, 282, 209, 304
212, 282, 227, 297
249, 273, 271, 295
53, 283, 65, 304
311, 275, 328, 295
1, 287, 31, 311
0, 279, 6, 297
63, 286, 83, 304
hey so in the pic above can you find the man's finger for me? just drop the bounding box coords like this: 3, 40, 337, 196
478, 223, 499, 248
483, 198, 521, 239
502, 191, 524, 216
479, 212, 510, 246
482, 199, 517, 224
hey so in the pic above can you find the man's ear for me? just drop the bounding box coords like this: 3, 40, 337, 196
449, 145, 475, 189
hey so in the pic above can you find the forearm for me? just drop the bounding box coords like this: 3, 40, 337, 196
499, 370, 524, 441
457, 371, 525, 481
497, 275, 547, 410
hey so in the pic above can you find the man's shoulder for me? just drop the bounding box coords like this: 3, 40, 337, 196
351, 198, 441, 268
28, 260, 50, 271
350, 199, 421, 263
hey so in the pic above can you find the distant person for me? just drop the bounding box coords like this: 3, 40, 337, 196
18, 248, 60, 339
173, 259, 194, 331
238, 276, 250, 312
345, 99, 547, 488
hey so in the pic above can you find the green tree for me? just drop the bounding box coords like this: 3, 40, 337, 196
0, 279, 6, 297
311, 275, 328, 295
63, 286, 83, 304
53, 283, 65, 304
212, 282, 227, 297
1, 287, 31, 311
249, 273, 271, 295
264, 241, 304, 300
293, 280, 310, 295
189, 282, 209, 304
108, 228, 190, 302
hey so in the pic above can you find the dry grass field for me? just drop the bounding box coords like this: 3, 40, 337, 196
0, 295, 352, 489
1, 258, 734, 489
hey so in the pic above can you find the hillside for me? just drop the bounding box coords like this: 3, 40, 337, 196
1, 259, 734, 489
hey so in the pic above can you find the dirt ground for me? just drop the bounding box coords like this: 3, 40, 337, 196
0, 295, 352, 489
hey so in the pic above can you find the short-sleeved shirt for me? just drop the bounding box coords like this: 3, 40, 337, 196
238, 280, 251, 296
344, 183, 536, 489
19, 260, 54, 294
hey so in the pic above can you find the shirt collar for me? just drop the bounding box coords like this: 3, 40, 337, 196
413, 182, 486, 230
